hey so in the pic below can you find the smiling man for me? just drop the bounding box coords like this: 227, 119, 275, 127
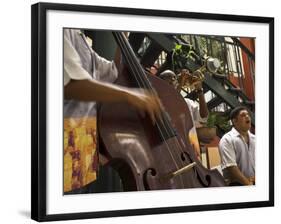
219, 106, 255, 186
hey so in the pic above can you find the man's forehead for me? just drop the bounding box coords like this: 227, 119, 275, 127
238, 110, 249, 115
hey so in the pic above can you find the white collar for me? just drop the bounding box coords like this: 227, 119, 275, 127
230, 127, 253, 138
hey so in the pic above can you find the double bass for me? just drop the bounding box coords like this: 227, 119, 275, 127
98, 32, 225, 191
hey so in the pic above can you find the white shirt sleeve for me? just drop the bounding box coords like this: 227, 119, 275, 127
219, 136, 237, 170
63, 36, 92, 86
93, 51, 118, 83
185, 98, 207, 126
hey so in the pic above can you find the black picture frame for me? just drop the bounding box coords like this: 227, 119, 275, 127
31, 2, 274, 222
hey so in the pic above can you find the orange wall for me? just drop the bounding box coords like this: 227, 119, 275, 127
227, 38, 255, 100
240, 38, 255, 100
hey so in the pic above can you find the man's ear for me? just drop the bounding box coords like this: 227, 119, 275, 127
231, 118, 236, 126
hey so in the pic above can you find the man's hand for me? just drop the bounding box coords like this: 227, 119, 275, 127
248, 176, 255, 185
125, 89, 163, 125
224, 166, 253, 186
192, 70, 204, 90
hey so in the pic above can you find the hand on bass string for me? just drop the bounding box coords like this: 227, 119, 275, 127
125, 88, 163, 125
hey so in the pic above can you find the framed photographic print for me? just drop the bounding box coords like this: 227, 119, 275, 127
31, 2, 274, 222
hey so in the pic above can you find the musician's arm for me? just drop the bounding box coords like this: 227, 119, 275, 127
193, 79, 208, 119
223, 166, 253, 185
197, 89, 209, 118
65, 79, 162, 124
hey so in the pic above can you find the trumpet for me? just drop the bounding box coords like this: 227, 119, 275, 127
177, 57, 220, 93
177, 69, 205, 93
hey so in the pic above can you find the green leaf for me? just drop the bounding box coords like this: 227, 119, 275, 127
174, 44, 182, 50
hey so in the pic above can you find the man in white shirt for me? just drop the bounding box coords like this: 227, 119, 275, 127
63, 29, 162, 193
64, 29, 162, 122
219, 106, 255, 185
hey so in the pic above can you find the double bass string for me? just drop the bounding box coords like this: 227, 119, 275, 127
117, 33, 196, 182
114, 32, 187, 151
114, 32, 190, 179
119, 32, 199, 185
113, 33, 183, 167
113, 33, 176, 142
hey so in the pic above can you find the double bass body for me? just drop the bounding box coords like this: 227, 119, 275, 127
98, 33, 225, 191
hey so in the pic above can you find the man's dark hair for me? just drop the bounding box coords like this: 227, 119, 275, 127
230, 106, 249, 120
